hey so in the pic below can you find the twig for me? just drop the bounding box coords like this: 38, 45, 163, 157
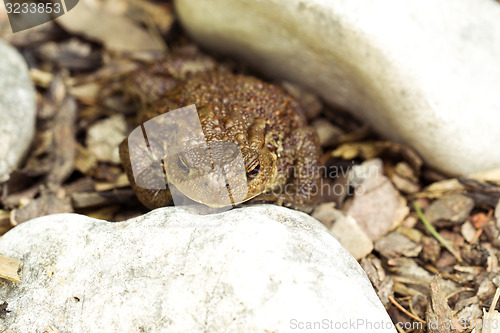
394, 323, 405, 333
489, 286, 500, 313
446, 287, 475, 300
389, 295, 426, 324
413, 201, 463, 262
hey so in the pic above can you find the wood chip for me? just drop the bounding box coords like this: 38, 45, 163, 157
64, 178, 95, 195
30, 68, 54, 88
71, 192, 114, 209
94, 173, 129, 192
0, 253, 22, 283
46, 95, 77, 188
415, 168, 500, 202
458, 177, 500, 208
74, 144, 98, 176
86, 114, 127, 164
390, 162, 421, 194
0, 209, 13, 235
11, 191, 73, 225
332, 141, 423, 175
426, 275, 456, 333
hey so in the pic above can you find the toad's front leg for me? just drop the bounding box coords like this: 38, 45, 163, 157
253, 126, 322, 213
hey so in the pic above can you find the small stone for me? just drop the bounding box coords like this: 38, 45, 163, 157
0, 205, 396, 332
347, 158, 383, 188
86, 114, 128, 164
374, 232, 422, 259
313, 203, 374, 260
461, 220, 477, 244
477, 278, 496, 301
175, 0, 500, 175
424, 194, 475, 225
330, 214, 374, 260
311, 202, 337, 229
0, 40, 36, 182
347, 161, 404, 240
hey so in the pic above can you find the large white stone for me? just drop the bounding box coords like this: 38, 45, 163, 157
0, 205, 396, 332
175, 0, 500, 175
0, 40, 36, 182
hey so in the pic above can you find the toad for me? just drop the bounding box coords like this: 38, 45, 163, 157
119, 54, 322, 212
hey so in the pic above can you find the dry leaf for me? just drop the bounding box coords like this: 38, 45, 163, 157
57, 0, 166, 52
331, 141, 422, 174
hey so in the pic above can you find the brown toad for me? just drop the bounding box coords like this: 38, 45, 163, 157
119, 55, 321, 212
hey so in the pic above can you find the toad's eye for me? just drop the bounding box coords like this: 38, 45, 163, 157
177, 155, 190, 173
246, 160, 260, 179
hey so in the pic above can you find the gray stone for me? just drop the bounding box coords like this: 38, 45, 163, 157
175, 0, 500, 175
0, 40, 36, 182
424, 194, 475, 224
346, 164, 406, 241
0, 205, 396, 332
374, 232, 422, 259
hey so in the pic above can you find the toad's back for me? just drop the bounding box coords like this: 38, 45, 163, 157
141, 71, 307, 141
120, 62, 321, 212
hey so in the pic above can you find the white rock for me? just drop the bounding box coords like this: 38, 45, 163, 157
0, 205, 396, 332
0, 40, 36, 182
175, 0, 500, 175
